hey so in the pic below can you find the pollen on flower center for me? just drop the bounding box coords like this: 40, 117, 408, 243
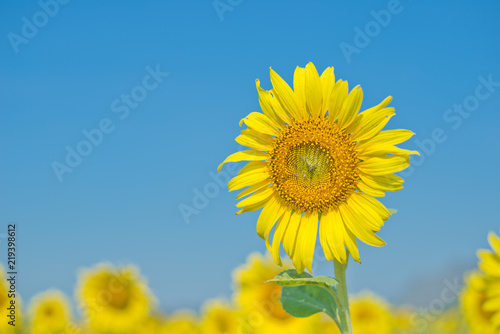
268, 117, 359, 213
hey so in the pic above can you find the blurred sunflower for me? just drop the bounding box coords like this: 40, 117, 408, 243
219, 62, 417, 272
76, 263, 155, 333
132, 316, 166, 334
429, 307, 467, 334
391, 306, 415, 333
0, 266, 17, 334
349, 292, 393, 334
162, 311, 200, 334
232, 252, 320, 334
310, 314, 341, 334
478, 231, 500, 328
461, 271, 496, 333
200, 300, 239, 334
28, 290, 72, 334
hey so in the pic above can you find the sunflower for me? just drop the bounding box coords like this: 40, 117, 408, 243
478, 232, 500, 328
200, 300, 239, 334
0, 266, 17, 334
162, 311, 200, 334
461, 271, 496, 334
232, 252, 321, 334
349, 292, 393, 334
28, 290, 73, 334
429, 307, 467, 334
391, 306, 415, 333
132, 316, 166, 334
76, 263, 155, 333
219, 62, 417, 272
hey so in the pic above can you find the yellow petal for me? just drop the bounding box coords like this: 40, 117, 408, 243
489, 232, 500, 255
357, 180, 386, 197
328, 80, 349, 122
240, 112, 279, 136
256, 195, 285, 240
346, 192, 385, 231
235, 197, 269, 215
255, 79, 285, 129
235, 180, 270, 200
358, 143, 419, 158
235, 129, 273, 152
256, 79, 292, 126
283, 210, 301, 257
270, 68, 302, 121
352, 193, 391, 221
338, 204, 386, 247
271, 206, 293, 266
338, 85, 363, 128
237, 161, 267, 176
358, 172, 404, 194
228, 169, 269, 191
320, 209, 346, 263
293, 66, 307, 116
357, 129, 415, 149
358, 155, 410, 176
304, 62, 323, 118
320, 67, 335, 115
218, 150, 268, 172
345, 227, 361, 263
352, 106, 395, 141
297, 211, 319, 273
236, 186, 274, 208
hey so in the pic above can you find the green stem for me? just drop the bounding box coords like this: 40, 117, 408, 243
334, 258, 353, 334
325, 285, 342, 329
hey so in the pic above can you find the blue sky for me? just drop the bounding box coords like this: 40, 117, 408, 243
1, 0, 499, 312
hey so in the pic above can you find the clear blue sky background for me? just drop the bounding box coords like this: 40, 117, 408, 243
1, 0, 499, 313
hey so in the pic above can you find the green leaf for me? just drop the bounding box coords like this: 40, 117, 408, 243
266, 270, 339, 321
281, 284, 338, 320
266, 269, 339, 289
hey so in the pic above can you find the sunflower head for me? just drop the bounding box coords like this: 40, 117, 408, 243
28, 290, 72, 334
200, 300, 239, 334
478, 232, 500, 277
232, 253, 291, 321
76, 263, 155, 333
461, 271, 497, 333
391, 306, 416, 333
349, 292, 393, 334
0, 266, 19, 334
219, 62, 417, 272
429, 307, 466, 334
232, 252, 321, 333
162, 311, 200, 334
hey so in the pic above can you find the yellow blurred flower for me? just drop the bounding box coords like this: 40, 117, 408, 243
461, 271, 496, 333
132, 315, 166, 334
219, 62, 417, 272
478, 231, 500, 329
232, 252, 323, 334
76, 263, 155, 333
349, 292, 393, 334
200, 300, 239, 334
429, 307, 466, 334
309, 314, 341, 334
162, 311, 200, 334
392, 306, 416, 333
28, 290, 73, 334
0, 266, 17, 334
